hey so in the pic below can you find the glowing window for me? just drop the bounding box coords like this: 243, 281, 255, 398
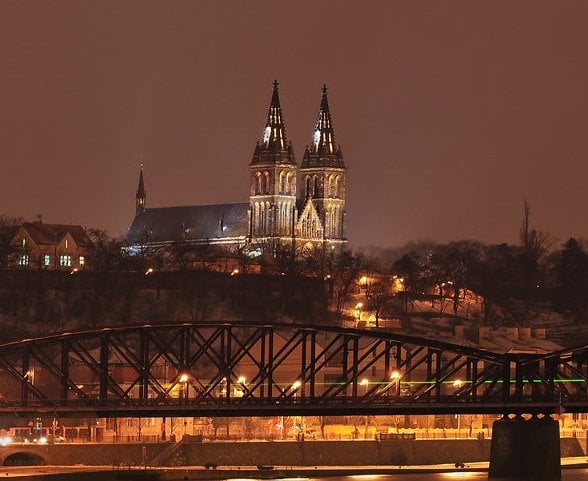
79, 256, 85, 266
18, 255, 29, 266
59, 255, 72, 267
44, 255, 51, 266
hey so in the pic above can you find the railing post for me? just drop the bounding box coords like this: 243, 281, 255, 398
309, 330, 316, 399
61, 339, 70, 405
21, 349, 29, 406
100, 336, 109, 404
502, 355, 511, 403
139, 330, 149, 403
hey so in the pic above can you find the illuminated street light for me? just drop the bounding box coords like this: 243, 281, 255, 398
355, 302, 364, 321
360, 378, 369, 395
235, 376, 247, 397
452, 379, 464, 435
145, 268, 154, 276
390, 370, 401, 398
291, 380, 302, 391
231, 268, 239, 276
179, 373, 190, 400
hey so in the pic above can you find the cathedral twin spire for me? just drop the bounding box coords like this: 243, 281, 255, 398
251, 80, 295, 165
251, 80, 344, 169
302, 84, 344, 169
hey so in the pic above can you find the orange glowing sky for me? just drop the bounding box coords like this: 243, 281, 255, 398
1, 1, 588, 247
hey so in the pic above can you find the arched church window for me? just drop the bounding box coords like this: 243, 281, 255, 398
263, 171, 270, 194
313, 177, 320, 198
306, 177, 311, 198
334, 175, 340, 198
279, 171, 285, 194
255, 172, 262, 195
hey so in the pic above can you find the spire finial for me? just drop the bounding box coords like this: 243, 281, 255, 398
270, 79, 281, 108
322, 84, 328, 94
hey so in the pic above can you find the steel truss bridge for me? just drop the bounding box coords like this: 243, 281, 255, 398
0, 322, 587, 418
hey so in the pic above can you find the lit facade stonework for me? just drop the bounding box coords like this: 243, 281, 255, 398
128, 81, 347, 254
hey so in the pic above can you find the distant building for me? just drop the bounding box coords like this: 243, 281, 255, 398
127, 81, 347, 255
1, 222, 92, 270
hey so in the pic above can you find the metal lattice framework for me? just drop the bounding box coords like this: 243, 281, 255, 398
0, 322, 586, 418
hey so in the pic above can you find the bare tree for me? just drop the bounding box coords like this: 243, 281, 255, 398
520, 200, 552, 265
0, 215, 26, 267
519, 199, 552, 299
364, 279, 392, 327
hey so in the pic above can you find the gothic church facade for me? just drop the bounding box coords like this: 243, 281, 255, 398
128, 81, 347, 254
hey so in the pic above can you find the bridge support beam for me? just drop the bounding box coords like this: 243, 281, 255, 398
489, 415, 560, 481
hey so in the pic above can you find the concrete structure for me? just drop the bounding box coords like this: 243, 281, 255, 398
0, 437, 583, 468
489, 415, 561, 481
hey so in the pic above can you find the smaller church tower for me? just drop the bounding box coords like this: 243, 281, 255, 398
298, 85, 346, 246
136, 163, 146, 216
249, 81, 297, 246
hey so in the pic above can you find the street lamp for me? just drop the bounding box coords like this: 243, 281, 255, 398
390, 370, 401, 398
360, 378, 369, 395
453, 379, 463, 436
179, 373, 190, 400
355, 302, 363, 321
237, 376, 247, 397
291, 381, 303, 440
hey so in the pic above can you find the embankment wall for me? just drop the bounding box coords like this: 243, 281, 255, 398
1, 438, 583, 467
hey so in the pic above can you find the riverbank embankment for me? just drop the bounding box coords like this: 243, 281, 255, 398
0, 437, 584, 469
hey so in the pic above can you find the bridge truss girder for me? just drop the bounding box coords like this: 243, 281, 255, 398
0, 322, 585, 417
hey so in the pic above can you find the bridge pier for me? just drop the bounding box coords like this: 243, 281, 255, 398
488, 414, 560, 481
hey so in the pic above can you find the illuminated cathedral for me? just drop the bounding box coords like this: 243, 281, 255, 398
128, 81, 347, 254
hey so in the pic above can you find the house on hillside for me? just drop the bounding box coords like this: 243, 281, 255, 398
0, 222, 93, 270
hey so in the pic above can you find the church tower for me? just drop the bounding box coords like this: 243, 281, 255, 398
298, 85, 346, 245
136, 163, 146, 216
249, 81, 297, 246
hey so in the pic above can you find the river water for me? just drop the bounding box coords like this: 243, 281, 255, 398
240, 473, 588, 481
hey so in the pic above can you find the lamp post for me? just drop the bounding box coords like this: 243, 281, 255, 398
238, 376, 247, 397
453, 379, 463, 436
291, 381, 303, 440
355, 302, 363, 322
179, 373, 190, 401
360, 378, 369, 396
390, 370, 401, 399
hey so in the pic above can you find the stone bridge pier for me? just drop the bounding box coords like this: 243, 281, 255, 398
489, 414, 561, 481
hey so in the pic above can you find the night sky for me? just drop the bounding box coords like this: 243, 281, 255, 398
1, 1, 588, 248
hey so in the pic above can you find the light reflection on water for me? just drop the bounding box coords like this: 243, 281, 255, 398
256, 472, 588, 481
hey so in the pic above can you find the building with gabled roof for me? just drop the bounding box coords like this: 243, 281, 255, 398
2, 222, 92, 269
127, 81, 348, 255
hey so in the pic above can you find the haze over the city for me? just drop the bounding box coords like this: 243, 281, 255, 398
1, 1, 587, 247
